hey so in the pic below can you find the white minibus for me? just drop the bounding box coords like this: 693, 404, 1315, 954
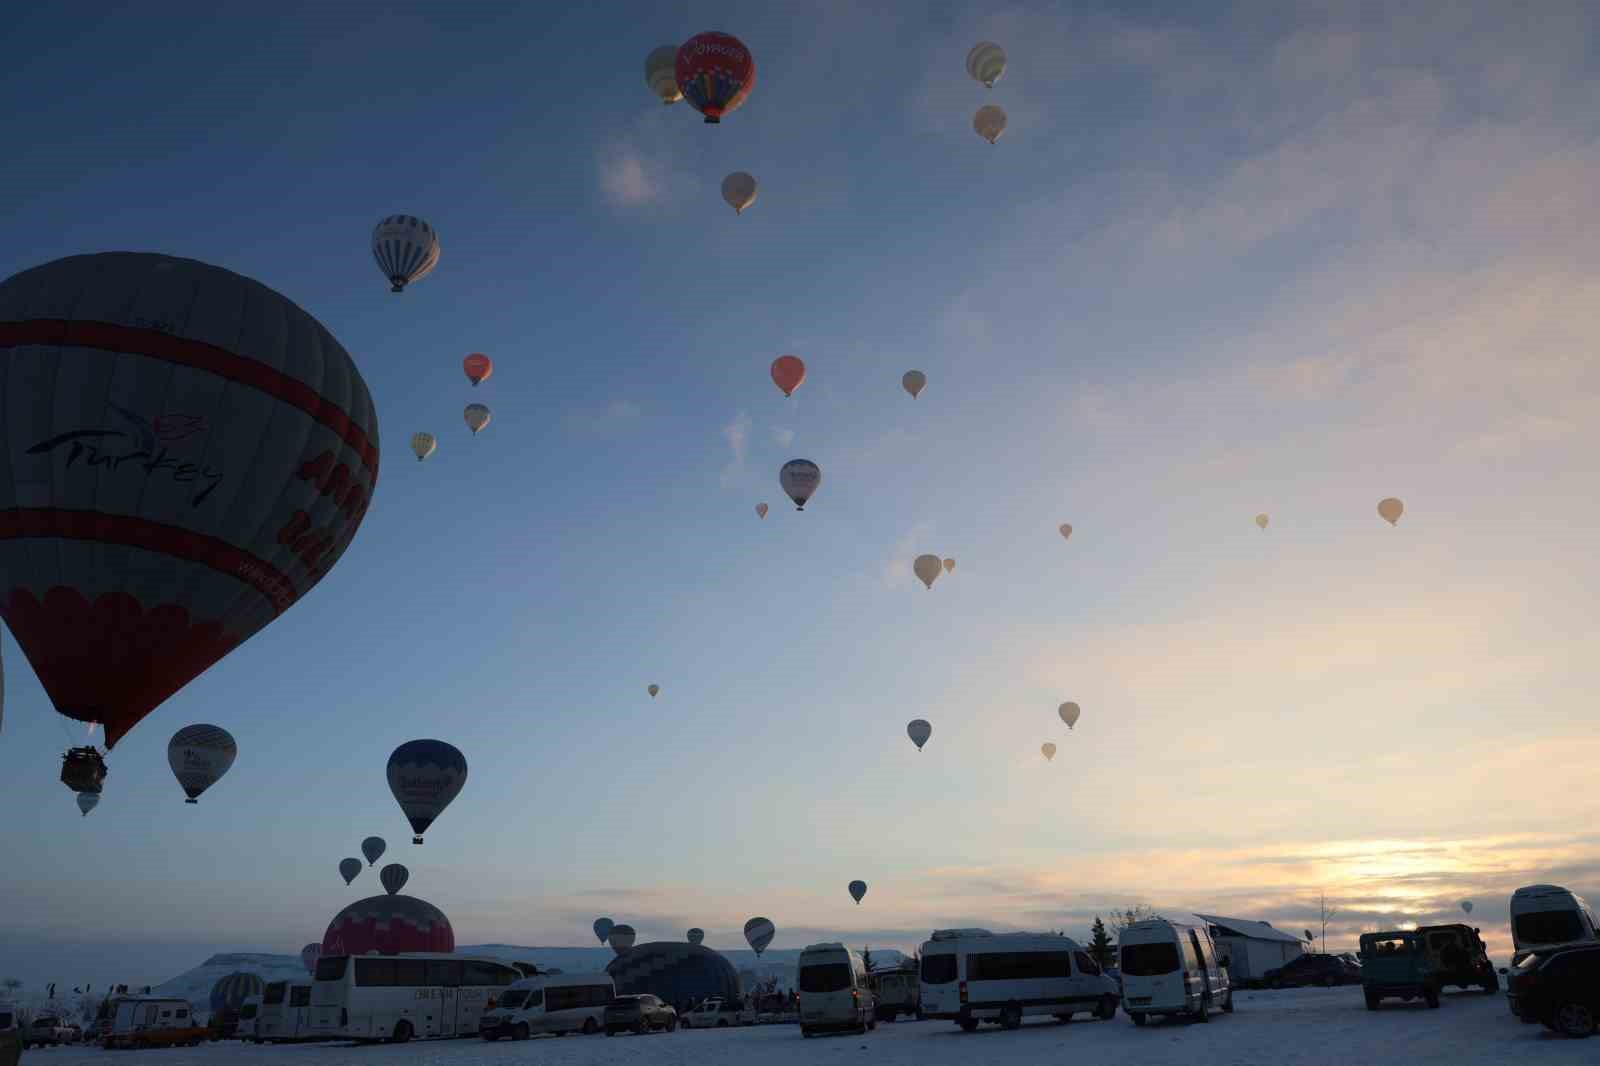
236, 995, 260, 1041
1510, 885, 1600, 964
1119, 918, 1233, 1025
918, 928, 1121, 1031
309, 952, 522, 1043
798, 943, 876, 1037
256, 981, 314, 1043
479, 973, 614, 1039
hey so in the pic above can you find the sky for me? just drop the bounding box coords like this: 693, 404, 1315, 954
2, 0, 1599, 991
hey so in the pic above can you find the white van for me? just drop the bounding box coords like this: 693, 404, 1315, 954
236, 995, 261, 1041
256, 981, 314, 1043
1510, 885, 1600, 963
479, 973, 614, 1040
1119, 919, 1233, 1025
918, 928, 1121, 1031
798, 943, 876, 1037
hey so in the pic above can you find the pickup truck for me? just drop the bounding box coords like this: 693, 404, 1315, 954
680, 998, 756, 1028
24, 1014, 75, 1048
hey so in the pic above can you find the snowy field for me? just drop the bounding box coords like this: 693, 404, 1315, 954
24, 988, 1593, 1065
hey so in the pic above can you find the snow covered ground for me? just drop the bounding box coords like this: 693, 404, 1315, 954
23, 986, 1598, 1065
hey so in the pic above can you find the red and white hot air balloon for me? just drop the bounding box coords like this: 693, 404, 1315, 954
675, 32, 756, 124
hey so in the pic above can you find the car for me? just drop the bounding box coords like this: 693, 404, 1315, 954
603, 994, 677, 1036
1359, 931, 1440, 1009
23, 1014, 75, 1048
680, 997, 755, 1028
1261, 953, 1362, 989
0, 1007, 20, 1066
1507, 942, 1600, 1037
1416, 924, 1497, 993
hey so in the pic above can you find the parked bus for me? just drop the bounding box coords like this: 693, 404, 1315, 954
919, 928, 1120, 1031
310, 953, 522, 1043
257, 981, 316, 1043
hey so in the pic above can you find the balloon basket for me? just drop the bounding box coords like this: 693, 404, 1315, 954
185, 798, 198, 804
413, 836, 424, 845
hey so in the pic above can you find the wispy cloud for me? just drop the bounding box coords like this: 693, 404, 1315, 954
564, 399, 642, 433
719, 410, 751, 488
770, 426, 795, 449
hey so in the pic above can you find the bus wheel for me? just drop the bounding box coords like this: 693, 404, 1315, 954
391, 1021, 413, 1044
1130, 1012, 1147, 1027
958, 1019, 979, 1032
583, 1018, 599, 1035
514, 1023, 530, 1041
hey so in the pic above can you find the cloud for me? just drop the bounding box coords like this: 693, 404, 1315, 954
770, 426, 795, 449
564, 399, 641, 433
719, 411, 752, 488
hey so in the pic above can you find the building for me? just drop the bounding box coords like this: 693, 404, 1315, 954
1194, 914, 1306, 986
607, 943, 743, 1011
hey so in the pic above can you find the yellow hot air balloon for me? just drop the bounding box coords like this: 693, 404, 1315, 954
1058, 702, 1080, 729
721, 171, 758, 215
410, 432, 437, 462
645, 45, 682, 104
942, 558, 955, 574
1041, 742, 1056, 762
913, 554, 943, 589
1255, 513, 1269, 531
1378, 497, 1404, 525
974, 104, 1008, 144
1058, 523, 1072, 541
902, 370, 927, 399
966, 41, 1007, 88
647, 684, 660, 698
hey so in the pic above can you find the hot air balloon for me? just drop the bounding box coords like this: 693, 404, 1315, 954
1255, 513, 1269, 530
608, 924, 637, 954
339, 858, 362, 886
1460, 900, 1474, 915
1058, 702, 1081, 729
76, 791, 99, 817
907, 719, 932, 751
974, 104, 1008, 144
372, 215, 440, 293
1379, 497, 1404, 525
594, 917, 615, 945
1041, 742, 1057, 762
0, 254, 379, 794
902, 370, 927, 399
645, 45, 683, 104
771, 354, 806, 397
299, 943, 321, 975
648, 684, 660, 698
380, 863, 409, 896
780, 459, 821, 510
464, 403, 491, 435
410, 432, 437, 462
676, 31, 756, 124
721, 172, 759, 215
913, 554, 943, 589
687, 928, 704, 945
744, 917, 775, 956
755, 503, 768, 519
210, 972, 264, 1014
848, 880, 867, 905
463, 353, 492, 387
167, 724, 236, 804
362, 837, 386, 866
1059, 523, 1073, 541
323, 894, 454, 957
966, 41, 1007, 88
943, 558, 955, 574
387, 739, 468, 845
0, 637, 5, 737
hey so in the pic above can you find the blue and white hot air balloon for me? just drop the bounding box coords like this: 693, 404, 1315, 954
167, 724, 237, 804
594, 917, 615, 945
371, 215, 440, 293
362, 836, 386, 866
387, 739, 468, 844
380, 863, 409, 896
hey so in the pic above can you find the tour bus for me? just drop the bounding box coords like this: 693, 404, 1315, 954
918, 928, 1121, 1031
310, 953, 523, 1043
256, 981, 315, 1043
1118, 918, 1233, 1025
479, 973, 615, 1039
1510, 885, 1600, 964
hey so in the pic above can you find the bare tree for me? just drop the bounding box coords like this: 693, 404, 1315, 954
1318, 891, 1341, 953
1109, 904, 1162, 939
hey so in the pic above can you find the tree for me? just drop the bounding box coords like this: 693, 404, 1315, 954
1109, 904, 1162, 938
860, 947, 875, 974
1317, 891, 1341, 953
1088, 917, 1115, 968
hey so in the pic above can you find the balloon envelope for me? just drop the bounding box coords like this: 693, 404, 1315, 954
1041, 742, 1057, 761
0, 253, 380, 751
648, 684, 660, 698
464, 403, 491, 435
1058, 702, 1081, 729
1379, 497, 1404, 525
687, 927, 704, 945
914, 554, 943, 589
387, 739, 468, 844
339, 857, 362, 886
902, 370, 927, 398
323, 894, 454, 957
594, 917, 615, 945
410, 432, 437, 462
943, 558, 955, 574
299, 943, 321, 975
907, 718, 932, 750
1460, 900, 1474, 914
645, 45, 683, 104
676, 31, 756, 123
770, 355, 805, 397
974, 104, 1008, 144
722, 172, 759, 214
779, 459, 821, 510
463, 353, 492, 387
1059, 523, 1073, 541
362, 836, 386, 866
608, 924, 637, 954
167, 724, 236, 803
744, 916, 775, 955
1255, 513, 1269, 530
76, 791, 99, 816
755, 503, 768, 519
966, 41, 1007, 88
380, 863, 410, 896
372, 215, 440, 293
848, 880, 867, 904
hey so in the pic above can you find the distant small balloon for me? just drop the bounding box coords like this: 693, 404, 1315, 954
1256, 513, 1269, 530
1058, 702, 1080, 730
1460, 900, 1474, 914
1378, 497, 1405, 525
721, 171, 759, 215
380, 863, 409, 896
372, 215, 440, 293
648, 684, 660, 698
902, 370, 927, 399
1041, 742, 1057, 762
76, 791, 99, 817
464, 404, 491, 435
966, 41, 1007, 88
339, 858, 362, 886
744, 916, 775, 956
907, 719, 932, 751
942, 558, 955, 574
687, 927, 705, 945
848, 880, 867, 905
410, 432, 437, 462
755, 503, 768, 519
913, 554, 943, 589
593, 917, 615, 945
463, 353, 493, 387
1059, 523, 1073, 541
974, 104, 1008, 144
362, 837, 386, 866
771, 355, 806, 397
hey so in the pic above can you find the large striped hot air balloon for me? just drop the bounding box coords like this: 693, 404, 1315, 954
209, 972, 264, 1013
380, 863, 410, 896
744, 917, 775, 956
371, 216, 440, 293
322, 895, 454, 957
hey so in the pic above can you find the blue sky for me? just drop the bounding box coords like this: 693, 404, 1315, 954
2, 0, 1599, 989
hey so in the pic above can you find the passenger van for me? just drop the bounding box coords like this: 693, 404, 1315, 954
236, 995, 261, 1041
1119, 918, 1234, 1025
919, 928, 1121, 1031
256, 981, 315, 1043
310, 952, 522, 1042
798, 943, 876, 1036
1510, 885, 1600, 964
479, 973, 614, 1039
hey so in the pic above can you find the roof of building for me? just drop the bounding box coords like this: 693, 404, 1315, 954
1194, 913, 1307, 944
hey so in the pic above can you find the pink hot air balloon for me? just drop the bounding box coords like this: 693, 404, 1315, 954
771, 355, 806, 398
463, 353, 492, 387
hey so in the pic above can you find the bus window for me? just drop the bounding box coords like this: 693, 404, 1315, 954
463, 961, 514, 986
290, 987, 311, 1008
314, 956, 348, 982
264, 983, 286, 1006
355, 958, 396, 987
425, 961, 461, 987
393, 959, 426, 986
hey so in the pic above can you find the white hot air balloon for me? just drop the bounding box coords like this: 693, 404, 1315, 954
1059, 523, 1073, 541
721, 172, 759, 215
1378, 497, 1405, 525
1041, 742, 1057, 762
1255, 513, 1269, 531
410, 432, 437, 462
902, 370, 927, 399
779, 459, 822, 510
608, 924, 637, 955
907, 718, 932, 751
645, 45, 683, 104
755, 502, 768, 519
76, 791, 99, 817
974, 104, 1008, 144
372, 215, 440, 293
300, 943, 322, 975
744, 917, 775, 956
167, 724, 237, 804
1058, 702, 1080, 730
966, 41, 1007, 88
913, 554, 943, 589
464, 403, 491, 435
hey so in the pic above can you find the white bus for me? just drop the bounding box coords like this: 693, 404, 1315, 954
256, 981, 315, 1043
310, 953, 523, 1043
919, 928, 1121, 1031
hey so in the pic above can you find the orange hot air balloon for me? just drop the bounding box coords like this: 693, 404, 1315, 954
463, 353, 492, 387
770, 355, 806, 398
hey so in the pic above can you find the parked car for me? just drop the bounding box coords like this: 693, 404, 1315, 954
680, 997, 755, 1028
1416, 924, 1497, 993
1359, 931, 1440, 1009
1261, 953, 1362, 989
0, 1007, 20, 1066
870, 970, 921, 1022
1507, 942, 1600, 1037
603, 994, 676, 1036
24, 1013, 76, 1048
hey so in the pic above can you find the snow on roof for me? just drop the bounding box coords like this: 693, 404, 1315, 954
1194, 913, 1307, 944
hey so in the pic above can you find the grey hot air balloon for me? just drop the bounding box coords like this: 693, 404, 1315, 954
167, 724, 237, 804
1460, 900, 1474, 915
645, 45, 683, 104
687, 928, 705, 945
594, 917, 615, 945
1058, 702, 1081, 730
744, 916, 775, 956
907, 719, 932, 751
779, 459, 821, 510
721, 172, 759, 215
849, 880, 867, 905
339, 857, 362, 886
464, 403, 491, 435
387, 739, 468, 845
362, 836, 386, 866
608, 924, 637, 955
902, 370, 927, 399
380, 863, 409, 896
372, 215, 440, 293
973, 104, 1008, 144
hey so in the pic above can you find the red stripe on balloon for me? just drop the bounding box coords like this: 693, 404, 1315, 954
0, 319, 379, 476
0, 508, 300, 614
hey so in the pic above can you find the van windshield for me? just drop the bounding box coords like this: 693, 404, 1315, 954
921, 954, 957, 985
1515, 911, 1586, 945
497, 990, 529, 1010
1121, 942, 1181, 976
799, 963, 852, 993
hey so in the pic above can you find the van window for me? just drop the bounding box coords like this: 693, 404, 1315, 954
0, 1012, 13, 1028
464, 961, 516, 987
290, 987, 311, 1008
314, 956, 348, 982
1073, 951, 1101, 976
1121, 943, 1181, 976
264, 984, 286, 1006
547, 985, 608, 1010
498, 989, 530, 1010
239, 1004, 257, 1019
921, 954, 958, 985
175, 1009, 189, 1020
1515, 911, 1586, 945
800, 963, 853, 993
355, 959, 396, 987
425, 961, 461, 987
966, 951, 1070, 981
